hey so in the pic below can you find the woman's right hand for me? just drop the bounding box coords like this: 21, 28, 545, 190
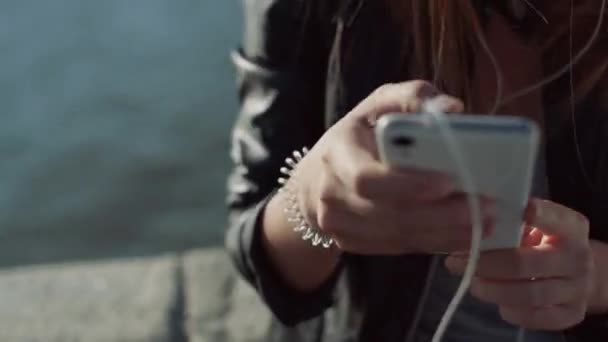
295, 81, 496, 255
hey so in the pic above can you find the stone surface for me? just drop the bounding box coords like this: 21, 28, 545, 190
0, 255, 181, 342
224, 274, 273, 342
0, 0, 241, 267
183, 248, 273, 342
0, 248, 277, 341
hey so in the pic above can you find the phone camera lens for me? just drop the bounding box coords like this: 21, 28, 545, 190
392, 136, 415, 147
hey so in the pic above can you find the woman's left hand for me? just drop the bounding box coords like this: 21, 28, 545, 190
446, 198, 596, 331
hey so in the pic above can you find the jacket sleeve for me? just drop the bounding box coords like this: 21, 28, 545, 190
225, 0, 340, 326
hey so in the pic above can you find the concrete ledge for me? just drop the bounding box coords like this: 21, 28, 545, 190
0, 255, 180, 342
183, 249, 272, 342
0, 249, 273, 342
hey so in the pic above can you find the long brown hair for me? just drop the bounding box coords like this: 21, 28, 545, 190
387, 0, 608, 115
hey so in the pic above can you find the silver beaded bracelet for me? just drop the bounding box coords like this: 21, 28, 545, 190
277, 148, 334, 249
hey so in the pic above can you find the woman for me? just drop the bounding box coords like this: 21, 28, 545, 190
226, 1, 608, 341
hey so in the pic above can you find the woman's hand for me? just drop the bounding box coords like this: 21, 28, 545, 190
294, 81, 496, 255
446, 198, 595, 330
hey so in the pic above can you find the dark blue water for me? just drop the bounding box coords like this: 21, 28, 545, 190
0, 0, 242, 267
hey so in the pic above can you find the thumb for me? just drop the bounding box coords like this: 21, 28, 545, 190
348, 81, 438, 125
521, 226, 544, 247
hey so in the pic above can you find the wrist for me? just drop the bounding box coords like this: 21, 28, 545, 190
295, 168, 316, 229
262, 193, 342, 291
292, 188, 344, 260
286, 147, 336, 249
267, 147, 342, 257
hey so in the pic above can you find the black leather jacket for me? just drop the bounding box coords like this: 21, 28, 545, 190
225, 1, 608, 341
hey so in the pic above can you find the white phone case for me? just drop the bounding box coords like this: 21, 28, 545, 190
375, 113, 540, 251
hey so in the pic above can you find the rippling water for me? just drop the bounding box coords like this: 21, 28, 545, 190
0, 0, 241, 267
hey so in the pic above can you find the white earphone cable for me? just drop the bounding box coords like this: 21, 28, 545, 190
422, 101, 485, 342
404, 2, 605, 341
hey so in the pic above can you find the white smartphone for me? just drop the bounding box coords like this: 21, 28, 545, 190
375, 113, 541, 251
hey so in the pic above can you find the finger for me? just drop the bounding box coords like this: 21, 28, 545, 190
328, 138, 457, 203
470, 277, 586, 308
318, 203, 414, 255
325, 193, 494, 255
354, 166, 457, 203
525, 198, 590, 244
315, 167, 406, 254
422, 94, 465, 114
349, 81, 439, 123
499, 303, 586, 331
326, 192, 494, 255
446, 245, 588, 279
317, 158, 375, 216
521, 226, 544, 247
385, 194, 496, 253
